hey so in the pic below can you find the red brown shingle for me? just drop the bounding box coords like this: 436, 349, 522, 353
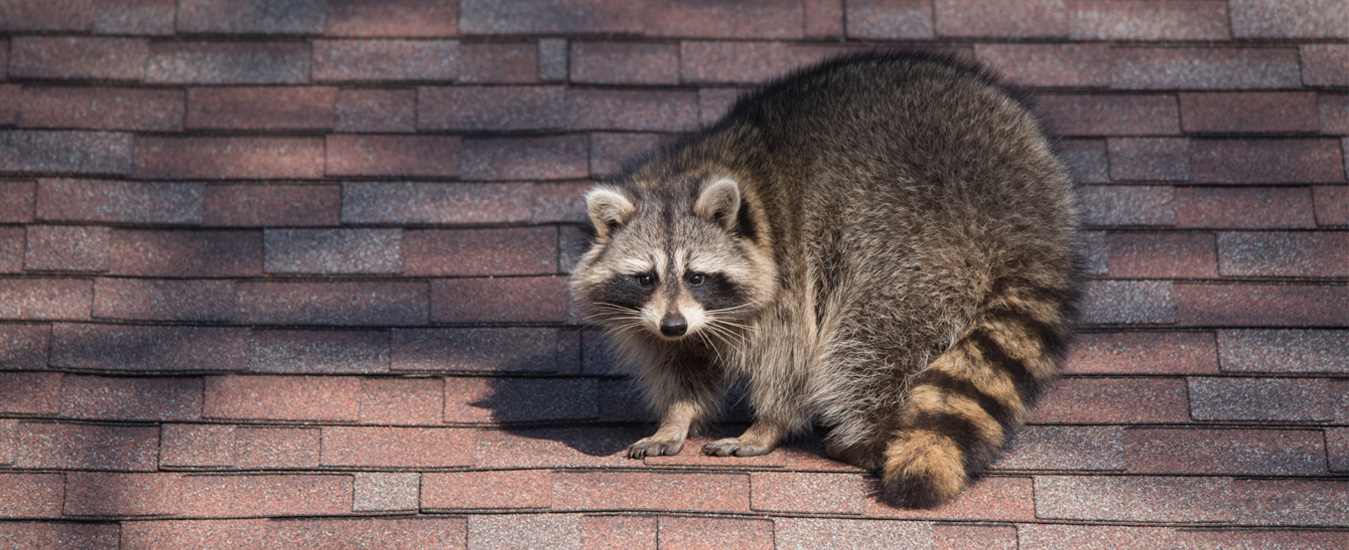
248, 329, 390, 374
553, 471, 753, 513
750, 472, 867, 514
334, 89, 417, 133
237, 281, 429, 326
325, 0, 459, 37
0, 323, 50, 369
0, 278, 93, 321
320, 426, 475, 467
340, 182, 533, 225
91, 277, 237, 322
134, 137, 326, 180
325, 134, 460, 177
357, 377, 444, 424
1030, 378, 1191, 424
1070, 0, 1230, 40
15, 422, 160, 471
1111, 47, 1302, 90
565, 89, 699, 132
458, 0, 644, 35
20, 87, 185, 131
0, 181, 35, 223
1125, 428, 1328, 475
63, 472, 182, 517
974, 44, 1110, 88
0, 131, 134, 175
186, 87, 335, 130
1187, 377, 1335, 421
93, 0, 176, 35
1104, 231, 1217, 279
24, 225, 111, 272
776, 518, 929, 550
460, 42, 541, 84
0, 0, 94, 31
177, 474, 353, 518
443, 376, 598, 423
1232, 479, 1349, 526
8, 37, 148, 81
36, 180, 202, 225
1301, 45, 1349, 87
60, 375, 203, 421
1063, 331, 1218, 375
203, 375, 363, 422
404, 227, 558, 276
422, 470, 553, 510
0, 372, 62, 416
1036, 94, 1179, 136
262, 228, 403, 275
146, 42, 311, 85
1034, 475, 1234, 522
1191, 139, 1345, 184
1175, 187, 1316, 229
845, 0, 934, 39
313, 39, 460, 82
430, 276, 570, 323
644, 0, 806, 39
570, 42, 679, 85
1107, 138, 1190, 182
460, 136, 589, 180
203, 184, 341, 227
1229, 0, 1349, 39
49, 324, 250, 373
418, 85, 563, 130
934, 0, 1069, 38
1218, 329, 1349, 374
108, 229, 264, 277
1179, 92, 1319, 134
176, 0, 327, 35
1175, 283, 1349, 327
659, 516, 776, 550
0, 474, 65, 518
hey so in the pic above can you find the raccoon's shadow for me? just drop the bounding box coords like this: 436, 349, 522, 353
466, 354, 762, 458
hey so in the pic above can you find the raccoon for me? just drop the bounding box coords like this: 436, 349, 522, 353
569, 51, 1080, 508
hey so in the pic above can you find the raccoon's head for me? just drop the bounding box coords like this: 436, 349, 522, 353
570, 176, 778, 343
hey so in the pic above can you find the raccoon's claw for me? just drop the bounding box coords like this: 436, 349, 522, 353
702, 438, 773, 457
626, 437, 685, 459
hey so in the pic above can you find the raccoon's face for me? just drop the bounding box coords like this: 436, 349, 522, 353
570, 177, 778, 343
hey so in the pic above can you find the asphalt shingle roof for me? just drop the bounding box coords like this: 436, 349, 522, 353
0, 0, 1347, 548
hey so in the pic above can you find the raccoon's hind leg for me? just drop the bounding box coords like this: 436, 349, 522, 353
881, 276, 1074, 508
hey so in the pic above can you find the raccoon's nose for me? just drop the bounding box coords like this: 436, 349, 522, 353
660, 314, 688, 337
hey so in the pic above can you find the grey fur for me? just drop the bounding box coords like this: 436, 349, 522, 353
570, 51, 1079, 507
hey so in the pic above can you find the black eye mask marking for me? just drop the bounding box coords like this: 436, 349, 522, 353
687, 272, 746, 311
594, 272, 657, 310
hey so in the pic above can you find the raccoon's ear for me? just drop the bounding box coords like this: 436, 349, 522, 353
694, 178, 740, 231
585, 186, 636, 239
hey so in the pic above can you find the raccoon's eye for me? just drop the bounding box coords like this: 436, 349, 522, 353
687, 273, 706, 286
634, 273, 655, 287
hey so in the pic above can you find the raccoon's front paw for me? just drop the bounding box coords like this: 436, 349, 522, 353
626, 436, 685, 459
702, 437, 773, 457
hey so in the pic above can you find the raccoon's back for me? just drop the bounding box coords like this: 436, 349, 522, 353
729, 51, 1071, 229
725, 52, 1077, 305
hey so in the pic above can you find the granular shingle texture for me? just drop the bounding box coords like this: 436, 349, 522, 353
0, 1, 1346, 546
